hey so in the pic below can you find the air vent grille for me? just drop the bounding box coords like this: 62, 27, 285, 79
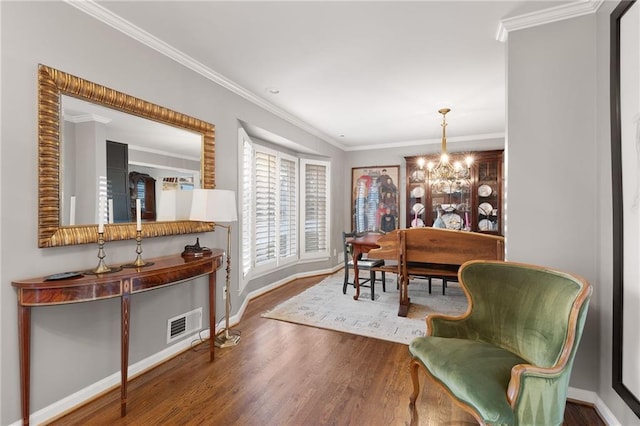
166, 307, 202, 344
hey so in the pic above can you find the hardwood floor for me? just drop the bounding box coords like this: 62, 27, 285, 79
50, 274, 605, 426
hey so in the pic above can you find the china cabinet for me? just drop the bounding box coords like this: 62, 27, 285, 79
405, 150, 503, 235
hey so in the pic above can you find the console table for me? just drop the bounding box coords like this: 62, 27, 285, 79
12, 251, 224, 426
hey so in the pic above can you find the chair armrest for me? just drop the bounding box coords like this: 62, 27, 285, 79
506, 363, 571, 425
427, 313, 472, 338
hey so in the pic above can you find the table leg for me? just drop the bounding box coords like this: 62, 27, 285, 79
352, 246, 363, 300
18, 304, 31, 426
208, 270, 216, 362
121, 286, 130, 417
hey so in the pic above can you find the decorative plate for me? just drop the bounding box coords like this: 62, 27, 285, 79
44, 271, 83, 281
440, 204, 455, 212
411, 186, 425, 198
478, 184, 492, 197
479, 202, 493, 216
442, 213, 463, 230
412, 203, 425, 214
478, 219, 491, 231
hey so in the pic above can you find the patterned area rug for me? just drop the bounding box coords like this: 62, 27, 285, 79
262, 272, 468, 345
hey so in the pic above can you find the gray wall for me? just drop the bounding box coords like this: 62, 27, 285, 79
507, 13, 599, 392
507, 4, 640, 424
0, 2, 344, 424
3, 1, 640, 425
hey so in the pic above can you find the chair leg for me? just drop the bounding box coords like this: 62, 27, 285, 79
428, 277, 432, 294
409, 359, 420, 407
382, 272, 386, 292
370, 271, 376, 300
442, 279, 446, 295
343, 269, 350, 294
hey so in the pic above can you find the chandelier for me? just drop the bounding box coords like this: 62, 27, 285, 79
424, 108, 473, 193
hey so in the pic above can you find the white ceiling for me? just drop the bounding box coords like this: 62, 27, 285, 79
76, 1, 601, 151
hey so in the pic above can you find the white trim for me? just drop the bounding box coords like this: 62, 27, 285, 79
11, 330, 210, 426
231, 264, 343, 325
63, 0, 344, 151
567, 387, 621, 426
6, 265, 342, 425
496, 0, 604, 42
344, 132, 505, 152
7, 262, 618, 426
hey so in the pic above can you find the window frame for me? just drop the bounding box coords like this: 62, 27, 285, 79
240, 128, 323, 285
300, 158, 331, 261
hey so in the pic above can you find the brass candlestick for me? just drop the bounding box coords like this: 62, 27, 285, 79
133, 230, 147, 266
93, 232, 112, 274
122, 230, 153, 268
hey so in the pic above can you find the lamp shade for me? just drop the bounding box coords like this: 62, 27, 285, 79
189, 189, 238, 223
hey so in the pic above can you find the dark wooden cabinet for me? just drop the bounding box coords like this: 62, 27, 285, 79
129, 172, 156, 221
405, 150, 503, 235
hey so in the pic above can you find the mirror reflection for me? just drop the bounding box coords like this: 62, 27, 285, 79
60, 96, 202, 226
37, 64, 215, 247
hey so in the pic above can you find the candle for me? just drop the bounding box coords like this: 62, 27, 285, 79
136, 199, 142, 231
108, 199, 114, 224
98, 196, 105, 233
69, 196, 76, 226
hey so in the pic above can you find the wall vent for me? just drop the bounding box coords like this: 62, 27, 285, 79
166, 307, 202, 344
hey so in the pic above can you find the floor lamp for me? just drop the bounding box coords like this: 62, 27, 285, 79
190, 188, 240, 348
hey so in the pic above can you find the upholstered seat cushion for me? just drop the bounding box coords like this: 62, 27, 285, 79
409, 336, 527, 425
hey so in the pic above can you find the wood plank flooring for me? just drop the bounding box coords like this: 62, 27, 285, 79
49, 274, 605, 426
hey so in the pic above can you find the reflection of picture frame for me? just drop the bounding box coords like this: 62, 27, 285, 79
611, 0, 640, 417
351, 165, 400, 233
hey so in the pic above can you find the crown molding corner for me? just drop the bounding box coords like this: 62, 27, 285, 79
496, 0, 604, 42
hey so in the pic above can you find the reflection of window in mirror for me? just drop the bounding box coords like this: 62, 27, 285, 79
129, 172, 156, 221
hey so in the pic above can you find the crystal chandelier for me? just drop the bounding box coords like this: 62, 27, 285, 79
425, 108, 473, 193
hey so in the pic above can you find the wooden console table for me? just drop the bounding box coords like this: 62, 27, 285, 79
12, 252, 223, 426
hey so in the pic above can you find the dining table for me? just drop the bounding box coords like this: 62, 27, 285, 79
345, 233, 385, 300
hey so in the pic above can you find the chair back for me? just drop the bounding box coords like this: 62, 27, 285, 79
458, 261, 592, 368
342, 231, 356, 266
402, 227, 504, 266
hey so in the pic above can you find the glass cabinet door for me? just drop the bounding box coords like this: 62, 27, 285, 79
405, 150, 503, 235
474, 155, 502, 233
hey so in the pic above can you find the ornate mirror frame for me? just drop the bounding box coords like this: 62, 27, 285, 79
611, 0, 640, 417
38, 64, 215, 248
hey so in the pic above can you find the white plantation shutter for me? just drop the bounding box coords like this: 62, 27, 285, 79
254, 151, 277, 266
301, 159, 330, 259
239, 128, 302, 279
279, 158, 297, 260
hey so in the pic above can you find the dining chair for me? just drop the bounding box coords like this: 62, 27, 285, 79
342, 231, 385, 300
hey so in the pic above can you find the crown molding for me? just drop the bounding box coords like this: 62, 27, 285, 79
64, 113, 111, 124
63, 0, 346, 151
496, 0, 604, 42
344, 132, 505, 152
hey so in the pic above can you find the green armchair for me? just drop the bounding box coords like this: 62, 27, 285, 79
408, 260, 592, 426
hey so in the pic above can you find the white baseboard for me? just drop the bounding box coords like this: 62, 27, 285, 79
19, 265, 618, 426
11, 331, 205, 426
11, 264, 342, 426
567, 387, 620, 425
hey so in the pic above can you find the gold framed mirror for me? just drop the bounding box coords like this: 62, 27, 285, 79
38, 64, 215, 248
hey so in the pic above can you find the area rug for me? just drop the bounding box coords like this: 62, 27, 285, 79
261, 273, 468, 345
